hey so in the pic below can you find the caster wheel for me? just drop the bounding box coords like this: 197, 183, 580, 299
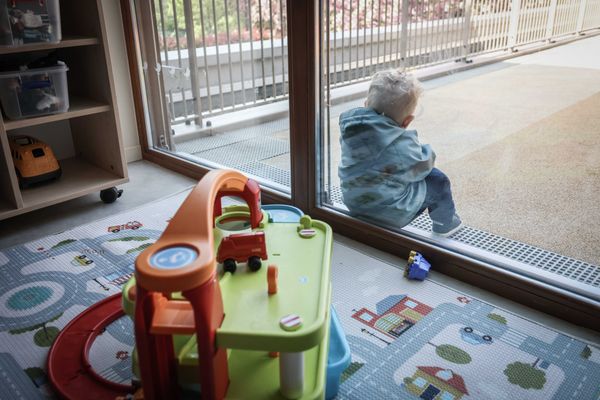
223, 259, 237, 274
247, 256, 262, 272
100, 187, 123, 204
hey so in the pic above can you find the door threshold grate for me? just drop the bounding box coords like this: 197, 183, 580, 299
329, 185, 600, 300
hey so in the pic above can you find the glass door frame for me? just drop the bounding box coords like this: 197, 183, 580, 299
120, 0, 600, 330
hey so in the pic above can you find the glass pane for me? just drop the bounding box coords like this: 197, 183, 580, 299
133, 0, 290, 193
319, 0, 600, 299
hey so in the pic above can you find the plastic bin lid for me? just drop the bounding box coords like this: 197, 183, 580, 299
0, 62, 69, 78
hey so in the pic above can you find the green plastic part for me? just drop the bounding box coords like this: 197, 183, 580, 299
299, 215, 313, 230
178, 288, 333, 399
121, 277, 135, 318
216, 217, 332, 352
225, 309, 330, 400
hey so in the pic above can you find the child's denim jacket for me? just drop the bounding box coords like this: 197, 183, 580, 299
338, 107, 435, 228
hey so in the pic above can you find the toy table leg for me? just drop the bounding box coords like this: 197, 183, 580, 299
279, 352, 304, 399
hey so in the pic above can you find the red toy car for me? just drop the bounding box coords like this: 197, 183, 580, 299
217, 231, 267, 273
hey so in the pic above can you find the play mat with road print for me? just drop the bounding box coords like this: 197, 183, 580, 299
0, 191, 598, 399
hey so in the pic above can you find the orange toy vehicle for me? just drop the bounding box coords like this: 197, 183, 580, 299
9, 135, 61, 188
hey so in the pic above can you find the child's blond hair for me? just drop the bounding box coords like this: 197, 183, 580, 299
366, 69, 422, 123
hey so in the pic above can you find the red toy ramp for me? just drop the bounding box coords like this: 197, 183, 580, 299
47, 294, 134, 400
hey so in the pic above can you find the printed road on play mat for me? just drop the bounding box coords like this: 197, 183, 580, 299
0, 191, 598, 399
332, 245, 600, 400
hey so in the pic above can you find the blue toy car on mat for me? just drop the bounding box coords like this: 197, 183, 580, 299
405, 251, 431, 280
460, 326, 493, 345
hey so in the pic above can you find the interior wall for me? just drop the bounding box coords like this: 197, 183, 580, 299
100, 0, 141, 162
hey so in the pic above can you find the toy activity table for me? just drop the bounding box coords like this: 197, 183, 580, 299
126, 170, 334, 400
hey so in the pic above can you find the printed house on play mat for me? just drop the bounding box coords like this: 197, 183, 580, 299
404, 367, 469, 400
351, 295, 433, 338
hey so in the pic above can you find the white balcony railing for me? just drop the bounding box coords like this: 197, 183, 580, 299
148, 0, 600, 127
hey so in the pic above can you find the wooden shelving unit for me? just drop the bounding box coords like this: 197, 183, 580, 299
0, 0, 128, 221
0, 36, 99, 55
3, 98, 111, 130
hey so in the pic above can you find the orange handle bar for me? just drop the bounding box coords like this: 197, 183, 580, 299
135, 170, 262, 293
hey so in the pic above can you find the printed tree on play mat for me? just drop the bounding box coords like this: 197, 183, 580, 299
8, 313, 63, 347
51, 239, 76, 249
108, 236, 150, 242
581, 345, 592, 360
341, 362, 364, 382
504, 360, 547, 390
127, 243, 153, 254
427, 341, 472, 364
435, 344, 472, 364
487, 313, 507, 324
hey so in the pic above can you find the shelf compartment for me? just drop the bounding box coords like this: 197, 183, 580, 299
0, 157, 126, 220
19, 157, 126, 209
0, 36, 99, 55
3, 98, 110, 130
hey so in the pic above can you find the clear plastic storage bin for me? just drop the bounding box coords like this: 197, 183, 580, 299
0, 0, 62, 46
0, 62, 69, 120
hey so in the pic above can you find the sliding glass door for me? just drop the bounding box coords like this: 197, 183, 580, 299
123, 0, 600, 326
318, 0, 600, 301
131, 0, 291, 193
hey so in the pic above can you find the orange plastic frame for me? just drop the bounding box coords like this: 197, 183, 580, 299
134, 170, 264, 400
135, 169, 263, 293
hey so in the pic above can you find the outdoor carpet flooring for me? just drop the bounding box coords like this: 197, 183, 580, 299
443, 91, 600, 266
0, 191, 599, 399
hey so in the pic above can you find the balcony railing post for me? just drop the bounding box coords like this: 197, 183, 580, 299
182, 0, 203, 126
399, 0, 409, 68
461, 0, 474, 63
135, 0, 172, 150
545, 0, 558, 42
576, 0, 589, 34
507, 0, 522, 51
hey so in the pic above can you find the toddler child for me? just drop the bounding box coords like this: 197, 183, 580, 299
338, 69, 462, 236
